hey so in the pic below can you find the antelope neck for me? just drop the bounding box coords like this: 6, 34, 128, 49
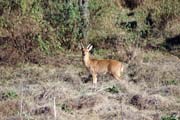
83, 54, 91, 68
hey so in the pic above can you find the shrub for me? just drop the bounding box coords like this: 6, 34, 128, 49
43, 0, 81, 49
161, 115, 179, 120
106, 85, 119, 94
0, 91, 18, 100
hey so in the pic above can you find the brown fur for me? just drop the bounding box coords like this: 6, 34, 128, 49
81, 44, 123, 85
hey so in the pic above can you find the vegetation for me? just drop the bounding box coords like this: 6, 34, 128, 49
161, 115, 180, 120
0, 0, 179, 120
1, 91, 18, 100
61, 103, 73, 114
106, 85, 119, 94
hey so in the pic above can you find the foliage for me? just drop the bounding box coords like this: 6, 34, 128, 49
0, 0, 83, 51
20, 0, 27, 14
0, 0, 21, 12
2, 91, 18, 99
161, 115, 180, 120
164, 80, 178, 86
89, 0, 115, 18
43, 0, 81, 49
30, 0, 44, 22
0, 16, 7, 28
33, 34, 50, 55
61, 103, 73, 114
115, 0, 180, 49
0, 0, 180, 56
106, 85, 119, 94
88, 0, 118, 41
155, 0, 180, 20
115, 9, 153, 47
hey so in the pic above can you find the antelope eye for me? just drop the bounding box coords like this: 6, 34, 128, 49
82, 51, 85, 56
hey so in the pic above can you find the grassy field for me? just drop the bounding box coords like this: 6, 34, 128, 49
0, 0, 180, 120
0, 49, 180, 120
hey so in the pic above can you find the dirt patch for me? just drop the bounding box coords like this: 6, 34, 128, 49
129, 94, 177, 110
163, 34, 180, 58
120, 0, 144, 10
62, 95, 102, 110
31, 106, 52, 115
0, 100, 29, 117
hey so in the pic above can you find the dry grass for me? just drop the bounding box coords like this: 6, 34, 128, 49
0, 1, 180, 119
0, 49, 179, 120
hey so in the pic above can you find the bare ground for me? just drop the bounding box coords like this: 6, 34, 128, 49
0, 50, 180, 120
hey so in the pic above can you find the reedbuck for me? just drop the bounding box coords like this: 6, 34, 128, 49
80, 43, 124, 86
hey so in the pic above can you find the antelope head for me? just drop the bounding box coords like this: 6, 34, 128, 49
80, 43, 93, 57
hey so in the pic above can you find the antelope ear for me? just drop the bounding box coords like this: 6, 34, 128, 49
87, 44, 91, 49
88, 45, 93, 51
78, 43, 82, 50
80, 42, 84, 49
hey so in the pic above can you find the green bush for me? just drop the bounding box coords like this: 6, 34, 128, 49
0, 16, 7, 28
33, 34, 50, 55
106, 85, 119, 94
1, 0, 180, 53
161, 115, 179, 120
43, 0, 81, 49
2, 91, 18, 99
0, 0, 20, 11
164, 80, 178, 86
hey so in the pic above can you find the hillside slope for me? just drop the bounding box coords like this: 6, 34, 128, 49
0, 0, 180, 120
0, 49, 180, 120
